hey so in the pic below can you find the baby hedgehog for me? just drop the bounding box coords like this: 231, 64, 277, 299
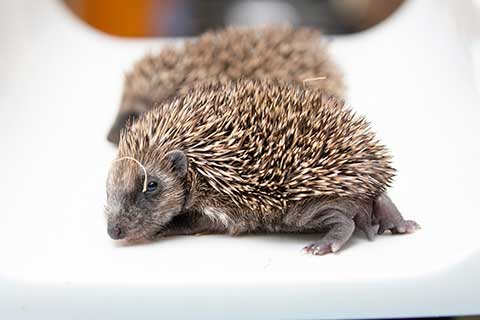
105, 80, 418, 255
107, 25, 344, 144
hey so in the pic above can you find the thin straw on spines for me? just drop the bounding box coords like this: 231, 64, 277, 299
113, 157, 148, 192
303, 76, 327, 86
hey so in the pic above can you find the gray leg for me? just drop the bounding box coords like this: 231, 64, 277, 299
373, 193, 420, 234
284, 198, 372, 255
302, 210, 355, 255
354, 210, 377, 241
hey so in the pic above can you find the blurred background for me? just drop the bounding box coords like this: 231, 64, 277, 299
64, 0, 405, 37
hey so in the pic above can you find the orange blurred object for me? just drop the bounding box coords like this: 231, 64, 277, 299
65, 0, 168, 37
64, 0, 405, 37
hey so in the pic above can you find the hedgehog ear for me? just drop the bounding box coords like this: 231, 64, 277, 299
165, 150, 188, 178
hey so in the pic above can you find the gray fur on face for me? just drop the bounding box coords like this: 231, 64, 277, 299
105, 157, 187, 241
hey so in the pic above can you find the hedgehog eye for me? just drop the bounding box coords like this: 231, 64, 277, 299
145, 181, 158, 193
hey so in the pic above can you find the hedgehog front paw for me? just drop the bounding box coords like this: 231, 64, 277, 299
303, 240, 342, 256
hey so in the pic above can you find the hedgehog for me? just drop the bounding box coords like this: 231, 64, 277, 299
105, 80, 418, 255
107, 25, 344, 144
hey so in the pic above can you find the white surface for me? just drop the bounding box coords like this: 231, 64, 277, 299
1, 0, 480, 319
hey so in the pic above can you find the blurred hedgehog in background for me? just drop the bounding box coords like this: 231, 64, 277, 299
107, 26, 344, 144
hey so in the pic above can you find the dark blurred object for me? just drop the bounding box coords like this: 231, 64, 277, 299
64, 0, 404, 37
331, 0, 405, 32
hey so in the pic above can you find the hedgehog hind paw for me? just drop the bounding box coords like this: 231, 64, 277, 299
374, 194, 420, 235
390, 220, 420, 234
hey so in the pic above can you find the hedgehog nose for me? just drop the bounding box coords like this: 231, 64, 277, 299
108, 223, 126, 240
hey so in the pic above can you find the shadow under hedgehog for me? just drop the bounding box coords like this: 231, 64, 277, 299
107, 25, 345, 144
105, 79, 418, 255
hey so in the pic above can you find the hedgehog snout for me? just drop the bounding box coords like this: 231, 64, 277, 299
107, 221, 126, 240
